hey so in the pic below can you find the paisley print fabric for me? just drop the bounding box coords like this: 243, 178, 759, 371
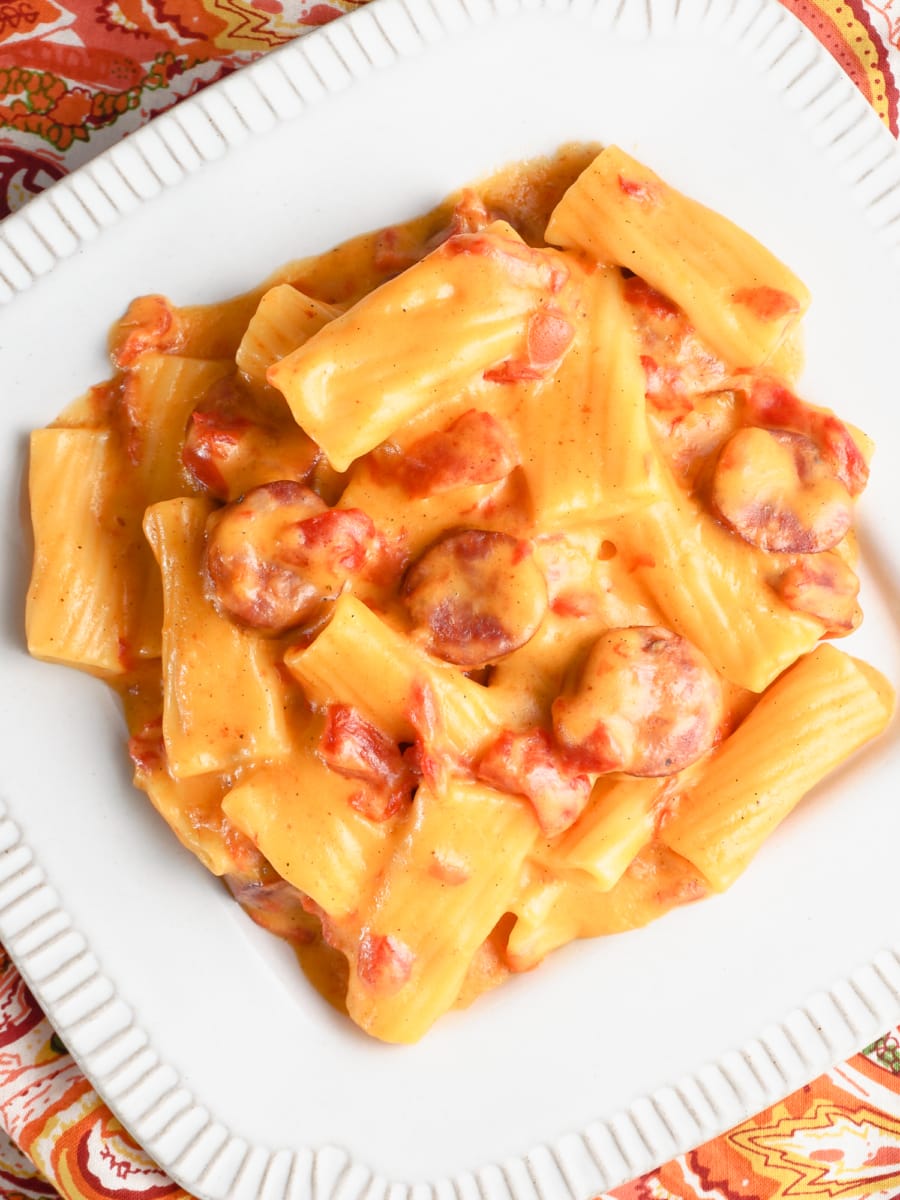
0, 0, 897, 215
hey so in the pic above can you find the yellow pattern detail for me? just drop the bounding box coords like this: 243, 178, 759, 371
730, 1100, 900, 1197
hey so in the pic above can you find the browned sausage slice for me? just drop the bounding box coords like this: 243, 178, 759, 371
711, 427, 853, 554
402, 529, 548, 668
551, 625, 724, 776
205, 481, 375, 632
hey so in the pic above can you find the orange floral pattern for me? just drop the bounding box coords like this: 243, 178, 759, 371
1, 1, 899, 1197
609, 1052, 900, 1200
785, 0, 897, 128
2, 943, 899, 1200
0, 0, 897, 214
0, 0, 368, 212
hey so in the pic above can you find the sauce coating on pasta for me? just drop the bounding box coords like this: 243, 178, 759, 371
26, 144, 894, 1043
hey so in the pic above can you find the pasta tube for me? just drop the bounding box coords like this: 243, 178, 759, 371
235, 284, 339, 386
616, 473, 823, 691
507, 844, 705, 972
121, 352, 233, 500
514, 265, 662, 524
546, 145, 810, 368
267, 221, 576, 470
345, 777, 538, 1043
130, 736, 238, 876
284, 593, 527, 754
28, 357, 233, 676
660, 645, 894, 890
541, 774, 667, 890
222, 717, 399, 919
26, 429, 160, 673
143, 497, 294, 777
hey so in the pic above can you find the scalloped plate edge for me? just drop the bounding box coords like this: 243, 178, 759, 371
2, 2, 900, 1199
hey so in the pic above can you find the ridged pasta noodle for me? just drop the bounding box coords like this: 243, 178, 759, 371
143, 497, 295, 777
659, 644, 894, 890
545, 145, 810, 368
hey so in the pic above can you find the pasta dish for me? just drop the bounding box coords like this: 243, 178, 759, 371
26, 144, 895, 1043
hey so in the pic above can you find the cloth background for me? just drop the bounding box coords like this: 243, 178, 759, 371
2, 0, 899, 1195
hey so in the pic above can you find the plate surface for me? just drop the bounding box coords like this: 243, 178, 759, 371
2, 1, 900, 1198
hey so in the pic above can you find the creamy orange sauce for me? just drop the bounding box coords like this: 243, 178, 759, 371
26, 144, 891, 1042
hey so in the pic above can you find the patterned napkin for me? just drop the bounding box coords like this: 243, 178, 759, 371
2, 0, 899, 1196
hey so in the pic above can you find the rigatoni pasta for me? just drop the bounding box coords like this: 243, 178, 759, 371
26, 143, 894, 1043
545, 144, 811, 368
659, 644, 894, 889
222, 721, 400, 919
513, 264, 663, 524
27, 428, 155, 673
143, 497, 295, 777
267, 219, 577, 471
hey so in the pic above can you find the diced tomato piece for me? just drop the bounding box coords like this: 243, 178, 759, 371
623, 277, 679, 318
373, 410, 518, 498
289, 509, 376, 574
182, 407, 253, 498
356, 931, 415, 994
617, 174, 661, 204
526, 307, 575, 370
477, 728, 591, 837
484, 307, 574, 383
638, 355, 691, 414
732, 286, 800, 322
372, 226, 418, 274
128, 716, 165, 775
550, 591, 597, 618
319, 704, 411, 786
626, 552, 656, 571
319, 705, 417, 820
111, 295, 183, 368
442, 190, 494, 238
747, 378, 869, 495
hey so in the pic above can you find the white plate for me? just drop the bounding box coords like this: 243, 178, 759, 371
2, 1, 900, 1198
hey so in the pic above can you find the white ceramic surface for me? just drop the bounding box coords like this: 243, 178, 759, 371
2, 2, 900, 1198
